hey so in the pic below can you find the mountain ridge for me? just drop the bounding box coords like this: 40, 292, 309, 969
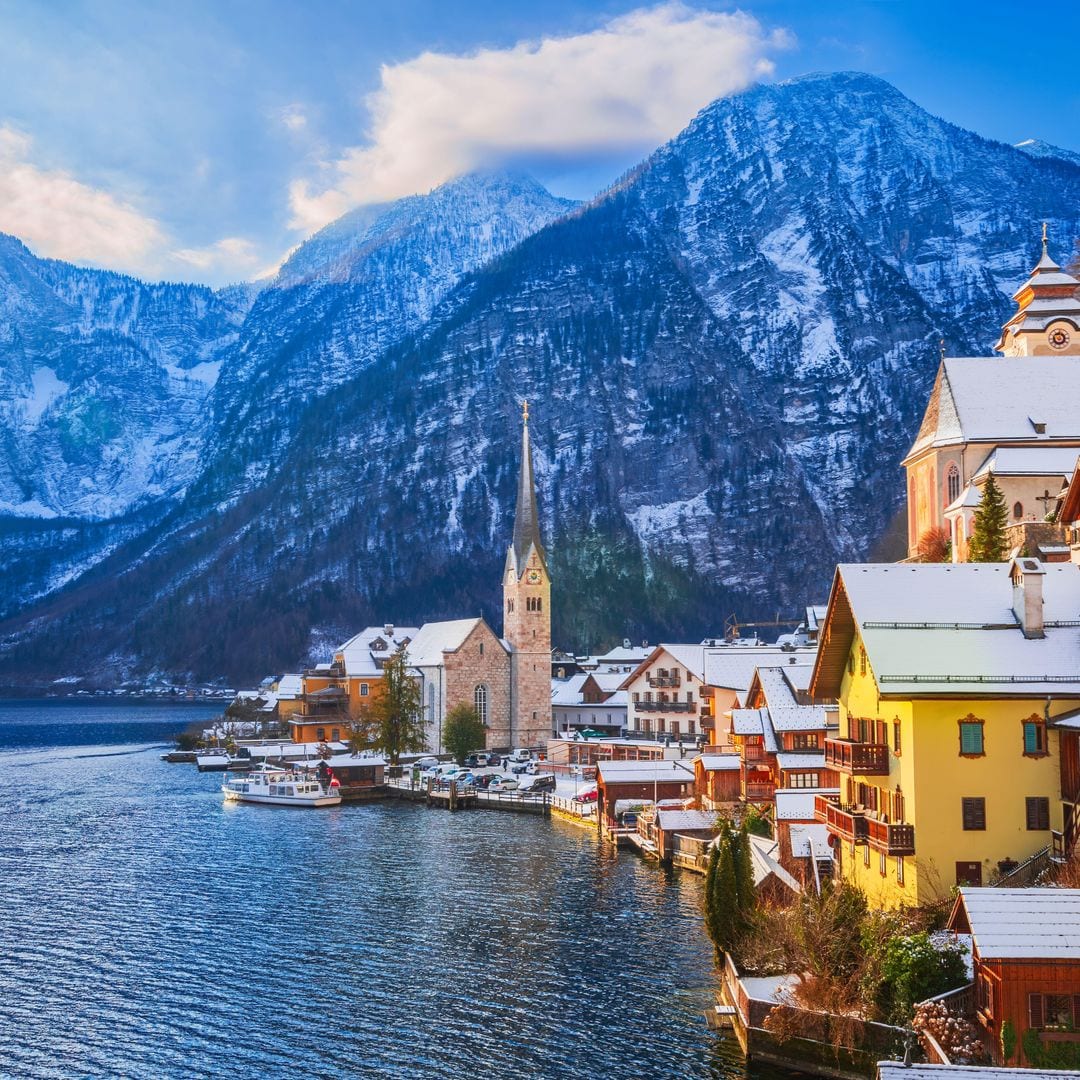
2, 73, 1080, 686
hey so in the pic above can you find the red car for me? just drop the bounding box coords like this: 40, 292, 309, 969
572, 786, 598, 803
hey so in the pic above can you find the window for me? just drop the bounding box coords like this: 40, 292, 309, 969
893, 720, 901, 755
962, 797, 986, 831
474, 684, 488, 727
1013, 501, 1023, 520
978, 977, 994, 1016
788, 772, 819, 789
360, 683, 370, 697
1030, 993, 1078, 1031
1022, 717, 1047, 756
479, 641, 484, 656
859, 647, 867, 677
686, 692, 694, 705
958, 717, 985, 756
507, 599, 514, 613
632, 692, 639, 703
791, 734, 820, 750
331, 728, 340, 742
879, 852, 887, 876
847, 652, 855, 675
1026, 796, 1050, 830
946, 464, 961, 505
316, 727, 326, 741
896, 857, 904, 885
863, 844, 870, 867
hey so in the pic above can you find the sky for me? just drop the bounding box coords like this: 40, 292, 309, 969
1, 0, 1077, 285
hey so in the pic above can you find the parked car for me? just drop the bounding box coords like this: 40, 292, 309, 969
411, 756, 439, 771
488, 776, 519, 792
507, 748, 532, 763
572, 786, 598, 803
522, 774, 555, 794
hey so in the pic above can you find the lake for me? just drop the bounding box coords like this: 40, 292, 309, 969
0, 701, 797, 1079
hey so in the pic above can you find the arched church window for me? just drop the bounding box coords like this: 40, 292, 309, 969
1013, 502, 1023, 520
507, 599, 514, 613
946, 465, 960, 505
474, 684, 488, 727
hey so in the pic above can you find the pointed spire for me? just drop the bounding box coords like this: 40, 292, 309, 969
511, 402, 545, 572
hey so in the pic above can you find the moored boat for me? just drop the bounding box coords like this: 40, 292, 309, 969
222, 765, 341, 807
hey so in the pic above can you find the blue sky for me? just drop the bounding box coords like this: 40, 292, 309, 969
0, 1, 1076, 284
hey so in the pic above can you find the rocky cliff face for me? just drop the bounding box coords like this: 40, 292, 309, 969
3, 73, 1080, 686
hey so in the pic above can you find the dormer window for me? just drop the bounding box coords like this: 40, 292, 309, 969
1030, 418, 1047, 434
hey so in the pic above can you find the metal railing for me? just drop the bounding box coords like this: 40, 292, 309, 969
824, 738, 890, 775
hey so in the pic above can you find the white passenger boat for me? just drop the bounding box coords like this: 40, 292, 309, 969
222, 765, 342, 807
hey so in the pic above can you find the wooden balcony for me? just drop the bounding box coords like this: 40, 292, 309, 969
635, 700, 693, 713
814, 794, 867, 842
824, 738, 890, 775
742, 744, 767, 762
647, 675, 681, 688
866, 817, 915, 856
744, 781, 776, 801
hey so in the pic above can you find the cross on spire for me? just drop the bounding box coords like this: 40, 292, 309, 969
1042, 221, 1049, 255
522, 398, 529, 425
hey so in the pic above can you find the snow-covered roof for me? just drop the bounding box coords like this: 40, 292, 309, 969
551, 673, 589, 705
275, 674, 303, 698
972, 446, 1080, 481
954, 887, 1080, 960
880, 1066, 1078, 1080
696, 753, 741, 771
597, 760, 694, 783
908, 356, 1080, 459
297, 753, 387, 769
775, 752, 826, 771
825, 562, 1080, 697
769, 705, 833, 732
658, 643, 708, 680
788, 823, 832, 861
335, 625, 421, 677
944, 483, 982, 514
656, 809, 722, 833
774, 788, 838, 821
731, 707, 765, 735
748, 834, 801, 893
407, 618, 502, 667
704, 647, 817, 691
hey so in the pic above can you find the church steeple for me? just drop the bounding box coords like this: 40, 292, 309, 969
995, 226, 1080, 355
509, 400, 546, 574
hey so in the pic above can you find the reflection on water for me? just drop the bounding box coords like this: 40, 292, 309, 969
0, 702, 799, 1079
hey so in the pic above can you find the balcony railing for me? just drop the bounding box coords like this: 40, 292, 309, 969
304, 665, 345, 679
824, 738, 890, 775
635, 701, 694, 713
744, 781, 776, 801
648, 676, 681, 688
814, 794, 867, 842
866, 817, 916, 856
743, 744, 767, 762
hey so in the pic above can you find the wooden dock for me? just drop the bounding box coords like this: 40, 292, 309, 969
385, 778, 550, 815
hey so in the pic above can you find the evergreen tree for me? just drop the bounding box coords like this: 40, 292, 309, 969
703, 843, 722, 952
968, 473, 1008, 562
732, 824, 757, 926
443, 704, 485, 765
355, 649, 425, 764
712, 832, 739, 956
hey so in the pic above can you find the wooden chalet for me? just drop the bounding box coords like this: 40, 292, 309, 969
947, 887, 1080, 1066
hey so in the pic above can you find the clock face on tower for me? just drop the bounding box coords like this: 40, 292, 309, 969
1049, 326, 1071, 351
527, 568, 542, 584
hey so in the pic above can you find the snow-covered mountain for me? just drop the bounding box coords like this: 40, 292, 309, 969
3, 73, 1080, 686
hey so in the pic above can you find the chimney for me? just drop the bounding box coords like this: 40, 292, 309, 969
384, 624, 394, 638
1010, 558, 1045, 639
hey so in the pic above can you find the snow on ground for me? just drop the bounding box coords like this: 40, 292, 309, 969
18, 367, 69, 424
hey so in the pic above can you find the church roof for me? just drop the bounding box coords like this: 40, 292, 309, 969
906, 356, 1080, 461
971, 446, 1080, 481
510, 416, 545, 572
406, 618, 504, 667
996, 238, 1080, 348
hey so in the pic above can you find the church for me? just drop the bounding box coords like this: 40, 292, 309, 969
298, 406, 553, 754
903, 231, 1080, 561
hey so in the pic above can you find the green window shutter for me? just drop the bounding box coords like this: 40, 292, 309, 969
960, 723, 983, 754
1024, 723, 1038, 754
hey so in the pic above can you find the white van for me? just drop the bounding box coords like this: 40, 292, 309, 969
508, 748, 532, 764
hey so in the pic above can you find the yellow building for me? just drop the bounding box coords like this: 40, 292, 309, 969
809, 558, 1080, 908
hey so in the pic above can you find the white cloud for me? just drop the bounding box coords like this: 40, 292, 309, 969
288, 3, 792, 232
279, 104, 309, 133
0, 123, 166, 271
173, 235, 261, 276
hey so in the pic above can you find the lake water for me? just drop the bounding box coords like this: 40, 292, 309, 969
0, 701, 797, 1079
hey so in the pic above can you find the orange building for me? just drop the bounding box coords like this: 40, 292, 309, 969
292, 625, 418, 744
